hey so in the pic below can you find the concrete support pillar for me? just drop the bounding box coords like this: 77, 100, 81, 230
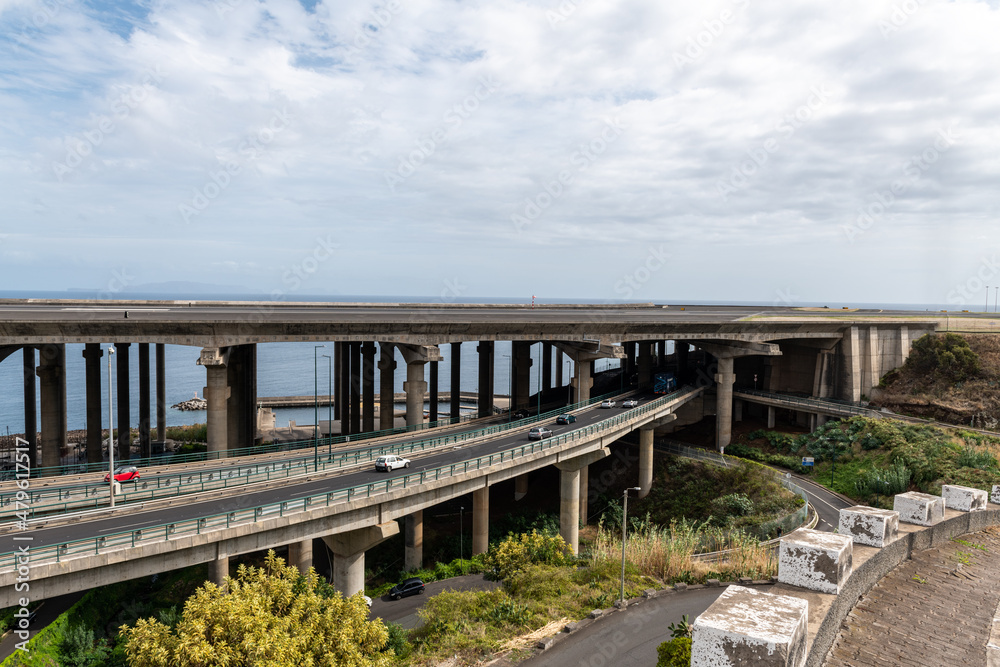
209, 556, 229, 589
155, 343, 166, 444
767, 406, 776, 429
82, 343, 104, 464
139, 343, 151, 459
572, 360, 593, 403
677, 343, 689, 378
899, 325, 911, 365
288, 540, 313, 573
378, 343, 396, 430
226, 344, 257, 452
555, 349, 565, 387
734, 398, 743, 423
362, 342, 376, 433
477, 341, 494, 418
337, 342, 350, 433
864, 326, 879, 398
334, 342, 344, 422
405, 510, 423, 572
639, 428, 654, 499
36, 344, 66, 471
403, 358, 426, 427
542, 344, 552, 392
203, 362, 230, 458
625, 342, 636, 377
23, 347, 37, 471
325, 522, 400, 597
512, 341, 532, 410
558, 467, 580, 555
637, 342, 652, 388
115, 342, 131, 460
472, 486, 489, 556
841, 326, 862, 403
715, 356, 735, 453
450, 343, 461, 420
514, 473, 528, 501
429, 361, 439, 422
350, 342, 361, 435
579, 466, 589, 525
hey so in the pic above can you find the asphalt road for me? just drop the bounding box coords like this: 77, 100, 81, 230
369, 574, 500, 629
0, 390, 664, 555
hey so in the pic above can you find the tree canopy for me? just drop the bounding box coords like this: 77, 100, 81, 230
120, 551, 391, 667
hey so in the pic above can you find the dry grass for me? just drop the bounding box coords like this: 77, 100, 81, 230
590, 523, 777, 583
497, 618, 570, 652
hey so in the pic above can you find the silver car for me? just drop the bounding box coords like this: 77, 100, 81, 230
528, 426, 553, 440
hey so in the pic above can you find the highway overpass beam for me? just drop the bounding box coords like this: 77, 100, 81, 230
378, 343, 396, 430
556, 449, 609, 555
36, 344, 67, 471
155, 343, 166, 444
405, 510, 423, 571
22, 347, 37, 470
115, 342, 131, 460
450, 343, 461, 420
198, 348, 231, 459
139, 343, 151, 458
82, 343, 103, 464
398, 345, 442, 428
473, 486, 489, 556
477, 341, 494, 418
362, 342, 376, 433
324, 521, 400, 597
288, 540, 313, 573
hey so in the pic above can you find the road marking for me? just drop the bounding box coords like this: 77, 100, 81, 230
60, 308, 170, 312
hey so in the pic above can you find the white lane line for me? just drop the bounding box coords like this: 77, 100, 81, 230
97, 520, 163, 533
61, 308, 170, 312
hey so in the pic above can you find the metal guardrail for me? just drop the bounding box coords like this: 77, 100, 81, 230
734, 388, 885, 419
656, 441, 810, 553
0, 388, 635, 519
0, 386, 703, 568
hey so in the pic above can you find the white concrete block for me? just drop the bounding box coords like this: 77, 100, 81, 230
778, 528, 853, 594
838, 506, 899, 548
993, 485, 1000, 506
893, 491, 945, 526
692, 585, 807, 667
942, 485, 988, 512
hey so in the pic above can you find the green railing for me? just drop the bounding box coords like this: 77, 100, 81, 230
0, 388, 642, 519
0, 387, 702, 568
734, 389, 884, 419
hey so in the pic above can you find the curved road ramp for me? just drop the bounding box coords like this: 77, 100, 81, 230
690, 484, 1000, 666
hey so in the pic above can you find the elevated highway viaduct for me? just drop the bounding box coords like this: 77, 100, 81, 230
0, 386, 699, 607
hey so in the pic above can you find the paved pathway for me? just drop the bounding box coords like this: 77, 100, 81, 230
826, 526, 1000, 666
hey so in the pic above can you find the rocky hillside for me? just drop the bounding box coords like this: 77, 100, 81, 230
872, 333, 1000, 429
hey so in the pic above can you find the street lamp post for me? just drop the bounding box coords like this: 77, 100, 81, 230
994, 286, 998, 313
322, 354, 332, 461
621, 486, 641, 605
987, 287, 990, 313
314, 344, 326, 472
460, 505, 464, 561
107, 345, 116, 508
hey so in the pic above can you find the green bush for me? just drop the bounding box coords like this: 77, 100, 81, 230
853, 463, 912, 499
657, 637, 692, 666
483, 530, 573, 582
59, 624, 109, 667
710, 493, 754, 519
907, 333, 981, 382
382, 622, 411, 658
956, 446, 998, 470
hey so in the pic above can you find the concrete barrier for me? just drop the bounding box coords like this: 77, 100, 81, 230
942, 484, 988, 512
838, 506, 899, 548
893, 491, 945, 526
778, 528, 853, 595
692, 585, 807, 667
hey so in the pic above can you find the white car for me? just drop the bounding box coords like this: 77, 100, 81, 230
374, 454, 411, 472
600, 400, 616, 408
622, 399, 639, 408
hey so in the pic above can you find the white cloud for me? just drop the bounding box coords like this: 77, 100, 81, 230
0, 0, 998, 304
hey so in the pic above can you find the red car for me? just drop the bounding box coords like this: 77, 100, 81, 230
105, 466, 140, 483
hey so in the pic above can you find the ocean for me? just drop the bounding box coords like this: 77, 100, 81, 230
0, 292, 961, 434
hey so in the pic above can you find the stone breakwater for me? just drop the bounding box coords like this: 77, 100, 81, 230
171, 396, 207, 411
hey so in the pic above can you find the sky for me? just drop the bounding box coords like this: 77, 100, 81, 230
0, 0, 998, 307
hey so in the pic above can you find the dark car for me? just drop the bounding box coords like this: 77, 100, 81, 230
556, 414, 576, 425
389, 577, 425, 600
105, 465, 140, 483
